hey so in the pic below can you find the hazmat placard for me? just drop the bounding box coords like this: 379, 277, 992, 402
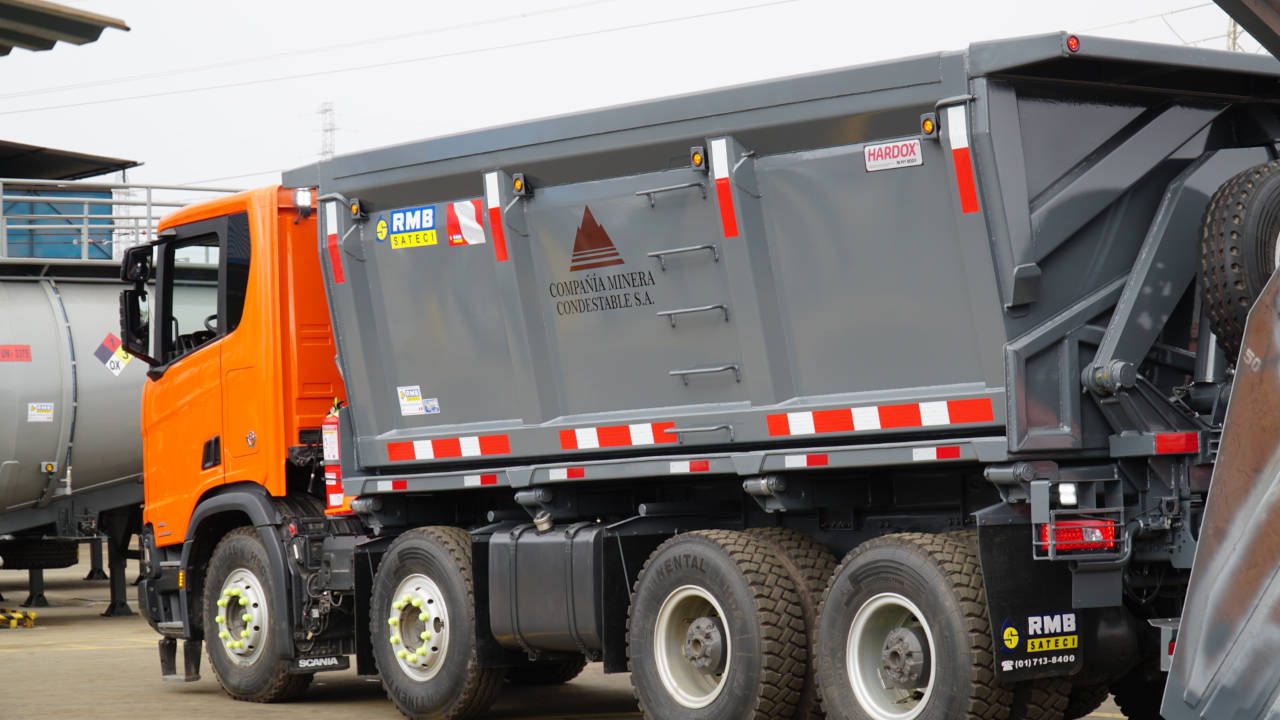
0, 345, 31, 362
93, 333, 132, 376
26, 402, 54, 423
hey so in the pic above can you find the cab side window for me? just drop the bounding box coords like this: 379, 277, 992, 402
156, 212, 252, 365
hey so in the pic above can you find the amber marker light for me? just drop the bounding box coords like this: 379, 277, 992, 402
922, 118, 935, 135
690, 145, 708, 173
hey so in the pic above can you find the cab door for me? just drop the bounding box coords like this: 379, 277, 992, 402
141, 222, 224, 545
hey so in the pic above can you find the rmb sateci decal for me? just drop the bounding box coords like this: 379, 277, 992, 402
999, 611, 1079, 673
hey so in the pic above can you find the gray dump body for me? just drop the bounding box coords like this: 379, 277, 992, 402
286, 33, 1280, 488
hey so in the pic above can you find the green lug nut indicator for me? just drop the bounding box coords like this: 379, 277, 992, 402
392, 601, 404, 610
242, 613, 252, 622
216, 599, 227, 607
411, 597, 422, 608
388, 617, 399, 626
215, 615, 225, 624
420, 631, 430, 640
241, 630, 251, 638
391, 635, 400, 645
397, 650, 408, 659
407, 654, 419, 663
218, 631, 229, 640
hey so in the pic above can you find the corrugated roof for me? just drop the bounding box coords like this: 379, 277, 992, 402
0, 0, 127, 56
0, 138, 137, 179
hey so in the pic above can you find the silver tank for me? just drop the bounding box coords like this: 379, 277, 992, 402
0, 259, 144, 516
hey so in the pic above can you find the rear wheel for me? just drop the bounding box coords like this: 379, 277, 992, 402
0, 538, 78, 569
1063, 684, 1110, 720
1110, 661, 1165, 720
371, 526, 503, 719
816, 532, 1011, 720
628, 529, 807, 720
747, 527, 837, 720
1200, 159, 1280, 359
205, 527, 311, 702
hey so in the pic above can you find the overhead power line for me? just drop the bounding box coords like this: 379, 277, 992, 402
1082, 3, 1212, 32
0, 0, 799, 118
0, 0, 624, 101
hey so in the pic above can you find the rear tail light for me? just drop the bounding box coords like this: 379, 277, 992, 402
1038, 519, 1116, 552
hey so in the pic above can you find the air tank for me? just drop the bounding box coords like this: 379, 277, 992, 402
0, 259, 144, 523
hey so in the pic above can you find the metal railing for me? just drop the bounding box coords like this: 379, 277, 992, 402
0, 178, 241, 261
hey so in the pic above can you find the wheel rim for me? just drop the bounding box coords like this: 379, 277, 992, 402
845, 592, 937, 720
385, 573, 450, 682
214, 567, 269, 665
653, 584, 730, 709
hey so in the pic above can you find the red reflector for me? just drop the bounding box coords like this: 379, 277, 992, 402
1038, 520, 1116, 552
1067, 35, 1080, 52
1168, 640, 1176, 656
1155, 432, 1199, 454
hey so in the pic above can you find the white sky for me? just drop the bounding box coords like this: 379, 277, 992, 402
0, 1, 1263, 189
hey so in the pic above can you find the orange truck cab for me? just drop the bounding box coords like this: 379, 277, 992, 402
119, 186, 349, 684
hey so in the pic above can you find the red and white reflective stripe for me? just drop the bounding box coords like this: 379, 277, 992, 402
783, 453, 829, 468
946, 105, 980, 214
386, 434, 511, 461
325, 479, 343, 508
1155, 432, 1199, 454
912, 446, 962, 462
670, 460, 710, 473
446, 199, 486, 246
559, 422, 678, 450
377, 479, 409, 492
710, 138, 739, 238
464, 474, 498, 487
483, 172, 509, 262
549, 467, 586, 480
766, 398, 993, 437
324, 201, 345, 283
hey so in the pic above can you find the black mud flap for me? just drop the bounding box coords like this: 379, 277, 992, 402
977, 505, 1085, 683
1162, 264, 1280, 719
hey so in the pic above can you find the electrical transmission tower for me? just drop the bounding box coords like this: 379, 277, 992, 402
319, 102, 336, 162
1227, 18, 1244, 51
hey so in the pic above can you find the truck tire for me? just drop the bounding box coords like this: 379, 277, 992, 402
204, 527, 311, 702
815, 532, 1012, 720
370, 526, 504, 720
946, 530, 1070, 720
627, 529, 807, 720
1109, 661, 1165, 720
506, 656, 587, 685
1063, 684, 1109, 719
747, 526, 837, 720
1200, 159, 1280, 359
0, 538, 78, 569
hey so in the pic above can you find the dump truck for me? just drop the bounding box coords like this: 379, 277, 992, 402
121, 30, 1280, 720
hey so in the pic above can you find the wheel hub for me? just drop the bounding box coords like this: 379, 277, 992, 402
214, 568, 268, 665
385, 573, 450, 681
683, 616, 727, 675
881, 626, 930, 689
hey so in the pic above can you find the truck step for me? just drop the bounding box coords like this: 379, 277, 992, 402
158, 636, 201, 682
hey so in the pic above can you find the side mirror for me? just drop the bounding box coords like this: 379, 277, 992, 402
120, 244, 152, 286
119, 288, 157, 365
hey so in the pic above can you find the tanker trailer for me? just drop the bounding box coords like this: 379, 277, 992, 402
0, 256, 213, 611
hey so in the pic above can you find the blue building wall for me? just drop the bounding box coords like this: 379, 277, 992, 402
4, 189, 113, 259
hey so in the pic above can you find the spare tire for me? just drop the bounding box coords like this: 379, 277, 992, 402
0, 538, 78, 570
1200, 160, 1280, 360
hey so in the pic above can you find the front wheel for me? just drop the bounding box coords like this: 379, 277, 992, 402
371, 526, 504, 719
205, 527, 311, 702
816, 533, 1011, 720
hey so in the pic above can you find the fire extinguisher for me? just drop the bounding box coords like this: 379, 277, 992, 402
322, 399, 345, 513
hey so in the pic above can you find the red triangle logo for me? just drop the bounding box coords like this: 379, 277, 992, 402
569, 206, 624, 272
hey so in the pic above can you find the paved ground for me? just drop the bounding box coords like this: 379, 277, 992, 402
0, 549, 1126, 719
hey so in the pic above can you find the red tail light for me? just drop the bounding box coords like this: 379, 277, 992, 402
1038, 519, 1116, 552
